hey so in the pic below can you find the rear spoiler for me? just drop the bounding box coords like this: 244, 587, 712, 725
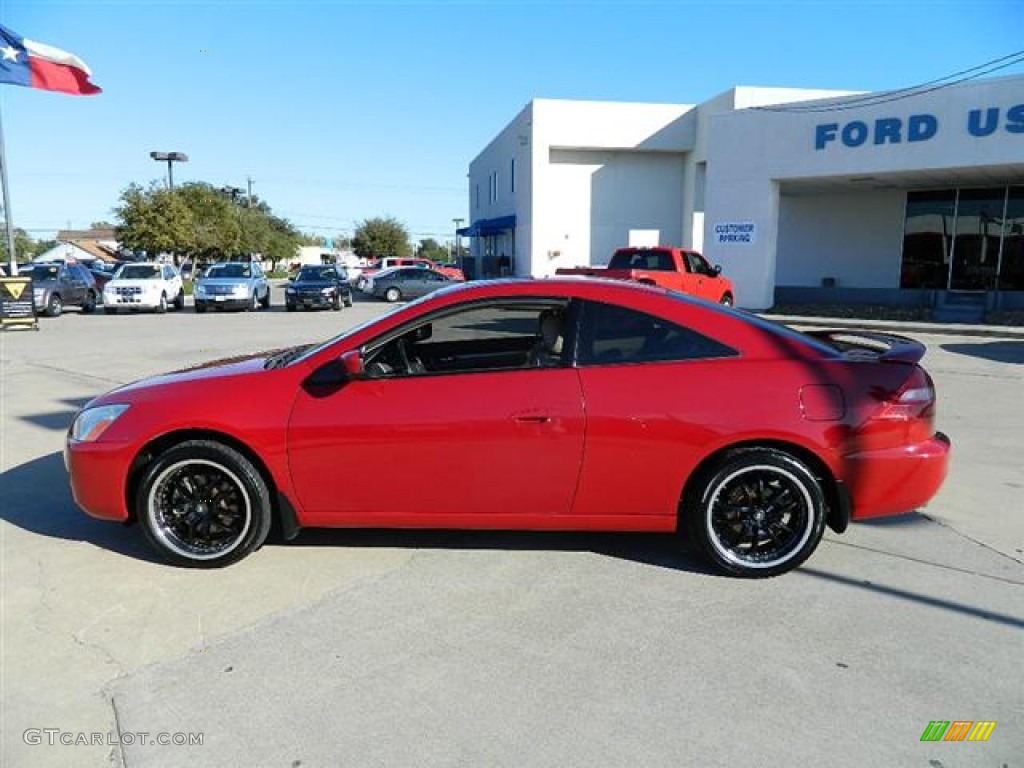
805, 330, 926, 364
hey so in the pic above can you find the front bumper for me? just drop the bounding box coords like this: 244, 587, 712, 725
104, 293, 163, 309
286, 292, 340, 308
844, 432, 951, 519
65, 438, 135, 522
195, 295, 251, 309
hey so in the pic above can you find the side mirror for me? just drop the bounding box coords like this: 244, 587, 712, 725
411, 324, 432, 342
712, 264, 722, 276
339, 349, 365, 378
288, 275, 296, 282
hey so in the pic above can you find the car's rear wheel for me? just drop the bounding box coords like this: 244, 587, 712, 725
82, 290, 97, 314
136, 440, 272, 568
684, 447, 826, 578
385, 287, 401, 303
156, 293, 167, 314
720, 293, 734, 306
45, 294, 62, 317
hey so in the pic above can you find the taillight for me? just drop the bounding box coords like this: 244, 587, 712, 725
877, 368, 935, 422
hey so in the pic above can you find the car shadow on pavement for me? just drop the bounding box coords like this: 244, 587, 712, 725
940, 340, 1024, 364
0, 452, 160, 563
19, 397, 92, 431
279, 528, 722, 576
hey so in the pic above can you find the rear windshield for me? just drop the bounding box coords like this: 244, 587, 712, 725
117, 264, 162, 280
608, 249, 674, 271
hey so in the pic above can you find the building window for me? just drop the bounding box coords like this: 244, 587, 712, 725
511, 158, 515, 194
475, 184, 480, 210
1002, 187, 1024, 290
901, 190, 955, 289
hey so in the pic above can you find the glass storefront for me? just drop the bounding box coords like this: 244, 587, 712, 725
901, 186, 1024, 291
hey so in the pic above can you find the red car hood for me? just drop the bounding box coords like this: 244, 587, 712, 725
96, 351, 280, 403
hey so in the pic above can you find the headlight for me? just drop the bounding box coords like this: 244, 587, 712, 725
70, 404, 130, 442
321, 287, 335, 295
285, 287, 295, 295
232, 284, 248, 295
194, 284, 206, 296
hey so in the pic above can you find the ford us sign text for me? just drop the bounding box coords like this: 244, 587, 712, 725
815, 104, 1024, 150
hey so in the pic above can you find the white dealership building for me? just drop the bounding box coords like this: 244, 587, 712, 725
460, 74, 1024, 315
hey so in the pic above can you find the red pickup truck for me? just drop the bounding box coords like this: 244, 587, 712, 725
556, 247, 735, 305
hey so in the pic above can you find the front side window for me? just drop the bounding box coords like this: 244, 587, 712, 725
362, 300, 570, 378
577, 301, 736, 366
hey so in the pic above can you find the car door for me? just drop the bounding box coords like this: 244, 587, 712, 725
59, 265, 83, 304
252, 263, 267, 299
570, 299, 740, 519
398, 269, 430, 298
287, 300, 587, 523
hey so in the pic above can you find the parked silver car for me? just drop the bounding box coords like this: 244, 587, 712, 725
371, 267, 454, 302
193, 262, 271, 312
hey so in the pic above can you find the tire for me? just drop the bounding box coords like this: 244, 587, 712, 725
384, 286, 401, 303
249, 292, 258, 312
260, 287, 271, 309
720, 293, 734, 307
286, 303, 296, 312
174, 289, 185, 310
136, 440, 272, 568
684, 447, 826, 578
195, 302, 207, 314
343, 294, 353, 308
156, 293, 167, 314
81, 290, 97, 314
45, 294, 62, 318
331, 293, 341, 311
104, 307, 117, 316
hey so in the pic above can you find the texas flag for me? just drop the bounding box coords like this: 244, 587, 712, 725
0, 24, 101, 95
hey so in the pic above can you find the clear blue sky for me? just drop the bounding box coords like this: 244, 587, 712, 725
3, 0, 1022, 243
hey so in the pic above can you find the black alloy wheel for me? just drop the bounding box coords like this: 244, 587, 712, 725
685, 447, 826, 577
137, 440, 272, 567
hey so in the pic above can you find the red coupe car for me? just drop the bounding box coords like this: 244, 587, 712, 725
65, 279, 949, 577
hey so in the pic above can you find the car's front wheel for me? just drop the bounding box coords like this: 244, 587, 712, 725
684, 447, 826, 578
260, 288, 271, 309
249, 292, 258, 311
174, 289, 185, 310
719, 293, 733, 306
82, 290, 97, 313
136, 440, 272, 568
384, 287, 401, 303
45, 294, 62, 317
156, 293, 167, 314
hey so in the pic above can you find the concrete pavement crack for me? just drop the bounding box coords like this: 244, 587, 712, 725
920, 512, 1024, 567
18, 359, 128, 387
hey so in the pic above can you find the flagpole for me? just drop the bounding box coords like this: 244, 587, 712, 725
0, 97, 17, 276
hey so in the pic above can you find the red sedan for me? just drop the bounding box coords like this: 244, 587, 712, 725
65, 279, 949, 577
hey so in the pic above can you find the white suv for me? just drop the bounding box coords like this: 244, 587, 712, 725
103, 262, 185, 314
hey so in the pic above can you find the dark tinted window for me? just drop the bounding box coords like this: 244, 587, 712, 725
608, 249, 674, 271
578, 301, 736, 365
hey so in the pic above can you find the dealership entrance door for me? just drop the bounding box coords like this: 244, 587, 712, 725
901, 186, 1024, 292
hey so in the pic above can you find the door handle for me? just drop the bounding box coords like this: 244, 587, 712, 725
513, 415, 550, 424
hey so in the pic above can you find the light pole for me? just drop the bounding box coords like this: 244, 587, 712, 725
453, 217, 464, 269
149, 151, 189, 190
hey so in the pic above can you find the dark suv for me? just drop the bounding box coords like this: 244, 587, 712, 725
284, 264, 354, 311
25, 262, 99, 317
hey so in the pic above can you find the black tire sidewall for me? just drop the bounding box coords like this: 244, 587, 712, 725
136, 440, 272, 568
686, 448, 826, 578
47, 295, 62, 317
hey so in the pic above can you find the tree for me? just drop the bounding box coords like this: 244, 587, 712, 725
89, 220, 115, 230
114, 183, 196, 263
0, 228, 37, 264
416, 238, 448, 262
175, 183, 243, 263
352, 216, 410, 260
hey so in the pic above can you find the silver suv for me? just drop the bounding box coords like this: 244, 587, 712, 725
193, 262, 271, 312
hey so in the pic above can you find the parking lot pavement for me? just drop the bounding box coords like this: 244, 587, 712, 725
2, 311, 1022, 767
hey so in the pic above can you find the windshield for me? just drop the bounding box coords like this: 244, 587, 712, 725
207, 263, 251, 279
297, 266, 337, 281
116, 264, 162, 280
26, 264, 60, 281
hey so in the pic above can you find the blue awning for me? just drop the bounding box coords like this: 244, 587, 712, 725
457, 215, 516, 238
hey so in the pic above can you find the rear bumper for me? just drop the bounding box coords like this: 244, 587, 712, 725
844, 432, 951, 519
65, 438, 135, 522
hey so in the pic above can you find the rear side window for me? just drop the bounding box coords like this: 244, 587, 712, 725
577, 301, 737, 365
